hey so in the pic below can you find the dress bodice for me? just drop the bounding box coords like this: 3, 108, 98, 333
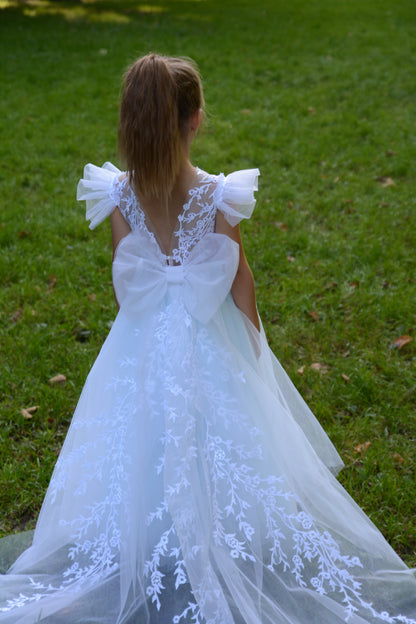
111, 169, 220, 266
77, 162, 259, 242
77, 163, 260, 324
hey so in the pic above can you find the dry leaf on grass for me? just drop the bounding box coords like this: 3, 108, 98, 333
354, 441, 371, 454
12, 309, 23, 323
297, 365, 305, 375
49, 374, 66, 385
47, 275, 57, 291
324, 281, 338, 292
391, 335, 413, 350
20, 405, 40, 419
376, 176, 396, 187
273, 221, 287, 231
310, 362, 328, 374
341, 373, 351, 382
308, 310, 319, 322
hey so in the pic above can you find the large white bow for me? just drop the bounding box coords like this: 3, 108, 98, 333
112, 231, 240, 324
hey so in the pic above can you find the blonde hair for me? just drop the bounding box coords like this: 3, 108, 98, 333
118, 53, 204, 200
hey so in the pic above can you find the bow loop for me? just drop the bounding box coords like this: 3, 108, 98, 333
112, 232, 239, 324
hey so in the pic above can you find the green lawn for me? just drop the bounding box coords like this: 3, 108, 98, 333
0, 0, 415, 565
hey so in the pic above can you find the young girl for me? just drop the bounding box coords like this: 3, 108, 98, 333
0, 53, 415, 624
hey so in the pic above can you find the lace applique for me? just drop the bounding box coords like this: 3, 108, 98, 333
2, 301, 415, 624
4, 167, 415, 623
112, 170, 219, 265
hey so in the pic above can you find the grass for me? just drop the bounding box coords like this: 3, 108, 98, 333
0, 0, 415, 566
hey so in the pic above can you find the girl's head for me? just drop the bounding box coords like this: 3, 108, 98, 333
118, 53, 204, 200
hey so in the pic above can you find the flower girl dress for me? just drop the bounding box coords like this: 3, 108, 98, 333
0, 163, 415, 624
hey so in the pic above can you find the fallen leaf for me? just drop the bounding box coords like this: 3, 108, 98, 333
18, 230, 30, 238
341, 373, 351, 382
385, 150, 397, 157
288, 200, 294, 210
393, 452, 404, 464
308, 310, 319, 322
20, 405, 39, 420
297, 365, 305, 375
354, 441, 371, 454
273, 221, 287, 231
391, 335, 413, 350
49, 374, 66, 385
324, 281, 338, 291
12, 309, 23, 323
287, 255, 295, 262
47, 275, 56, 291
308, 106, 316, 115
310, 362, 328, 374
87, 293, 97, 302
342, 348, 351, 358
377, 176, 396, 187
349, 281, 359, 289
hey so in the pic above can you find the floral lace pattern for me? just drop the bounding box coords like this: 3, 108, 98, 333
111, 169, 219, 266
2, 168, 416, 624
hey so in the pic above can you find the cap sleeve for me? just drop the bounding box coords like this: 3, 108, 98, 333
77, 162, 123, 230
214, 168, 260, 227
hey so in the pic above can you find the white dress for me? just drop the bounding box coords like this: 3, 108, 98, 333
0, 163, 415, 624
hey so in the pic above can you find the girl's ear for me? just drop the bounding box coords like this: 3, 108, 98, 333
191, 108, 203, 133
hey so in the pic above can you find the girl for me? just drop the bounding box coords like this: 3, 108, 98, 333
0, 53, 415, 624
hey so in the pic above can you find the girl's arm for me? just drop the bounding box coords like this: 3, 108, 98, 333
215, 210, 260, 331
110, 207, 131, 257
110, 207, 131, 309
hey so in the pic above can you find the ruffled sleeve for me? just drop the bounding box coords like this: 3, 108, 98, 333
77, 162, 123, 230
214, 168, 260, 227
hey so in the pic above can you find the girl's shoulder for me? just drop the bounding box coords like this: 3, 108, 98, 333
77, 162, 260, 230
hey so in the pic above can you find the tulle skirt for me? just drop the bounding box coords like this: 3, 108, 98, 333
1, 293, 415, 624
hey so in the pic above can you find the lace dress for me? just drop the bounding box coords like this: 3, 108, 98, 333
0, 163, 415, 624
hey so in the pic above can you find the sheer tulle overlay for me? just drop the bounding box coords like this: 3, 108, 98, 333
1, 165, 415, 624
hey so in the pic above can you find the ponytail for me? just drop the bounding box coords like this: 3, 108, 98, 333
118, 54, 204, 201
